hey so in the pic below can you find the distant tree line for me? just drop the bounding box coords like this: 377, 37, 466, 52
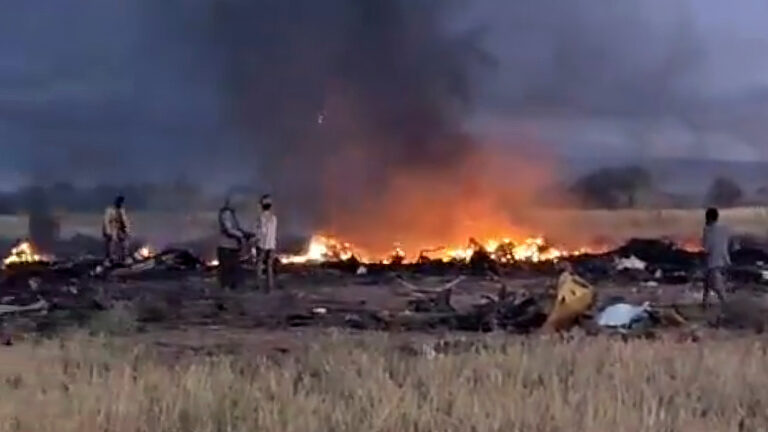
571, 165, 749, 209
705, 177, 743, 208
570, 165, 654, 208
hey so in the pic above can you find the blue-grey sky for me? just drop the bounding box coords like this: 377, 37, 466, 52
468, 0, 768, 163
2, 0, 768, 188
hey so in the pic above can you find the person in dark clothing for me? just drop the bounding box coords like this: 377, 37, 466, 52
103, 195, 129, 264
217, 197, 250, 289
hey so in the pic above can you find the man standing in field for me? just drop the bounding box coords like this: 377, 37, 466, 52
217, 195, 251, 290
702, 207, 729, 308
102, 195, 130, 264
255, 194, 277, 292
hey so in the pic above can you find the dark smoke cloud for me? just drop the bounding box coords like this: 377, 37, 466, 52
0, 1, 489, 203
206, 0, 491, 227
0, 0, 230, 184
4, 0, 768, 192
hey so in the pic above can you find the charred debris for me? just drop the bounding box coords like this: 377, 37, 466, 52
1, 237, 768, 338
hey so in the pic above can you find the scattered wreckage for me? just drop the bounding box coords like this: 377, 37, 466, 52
0, 236, 767, 337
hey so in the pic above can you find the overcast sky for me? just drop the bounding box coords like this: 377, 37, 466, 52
2, 0, 768, 186
467, 0, 768, 163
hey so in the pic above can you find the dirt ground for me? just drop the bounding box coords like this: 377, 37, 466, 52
7, 267, 758, 353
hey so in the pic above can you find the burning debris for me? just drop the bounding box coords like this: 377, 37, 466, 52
3, 241, 51, 268
1, 233, 768, 339
134, 245, 155, 261
280, 234, 590, 265
280, 235, 357, 264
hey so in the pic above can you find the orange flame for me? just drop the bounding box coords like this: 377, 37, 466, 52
281, 234, 590, 264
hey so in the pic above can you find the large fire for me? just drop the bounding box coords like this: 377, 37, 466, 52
280, 234, 590, 265
296, 147, 592, 265
3, 241, 50, 267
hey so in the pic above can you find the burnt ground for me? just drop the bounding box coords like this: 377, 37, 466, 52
3, 259, 768, 358
2, 237, 768, 355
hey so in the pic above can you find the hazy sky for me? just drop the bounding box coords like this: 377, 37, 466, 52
3, 0, 768, 186
468, 0, 768, 162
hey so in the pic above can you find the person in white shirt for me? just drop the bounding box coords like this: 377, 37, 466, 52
255, 194, 277, 291
702, 207, 729, 308
102, 195, 130, 264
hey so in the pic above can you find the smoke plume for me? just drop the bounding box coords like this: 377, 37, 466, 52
9, 1, 768, 251
207, 0, 504, 250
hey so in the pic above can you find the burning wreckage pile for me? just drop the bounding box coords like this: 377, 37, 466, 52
2, 234, 768, 337
279, 235, 579, 265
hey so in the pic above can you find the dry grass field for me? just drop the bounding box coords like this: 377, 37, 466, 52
1, 331, 768, 431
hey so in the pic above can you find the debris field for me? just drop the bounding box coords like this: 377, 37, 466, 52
2, 237, 768, 341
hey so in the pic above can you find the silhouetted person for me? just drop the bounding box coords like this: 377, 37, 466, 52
255, 194, 277, 291
702, 207, 729, 308
217, 196, 250, 289
103, 195, 130, 264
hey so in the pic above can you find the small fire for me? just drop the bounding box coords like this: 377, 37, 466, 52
280, 234, 588, 265
382, 245, 406, 265
280, 235, 360, 264
3, 241, 49, 268
135, 245, 155, 260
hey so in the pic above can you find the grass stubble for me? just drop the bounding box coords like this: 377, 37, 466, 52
1, 332, 768, 432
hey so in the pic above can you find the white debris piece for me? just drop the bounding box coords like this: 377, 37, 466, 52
0, 299, 49, 316
597, 302, 651, 328
28, 277, 41, 292
420, 343, 437, 360
356, 265, 368, 276
614, 255, 647, 271
312, 307, 328, 315
761, 270, 768, 281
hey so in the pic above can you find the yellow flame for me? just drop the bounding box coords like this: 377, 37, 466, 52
279, 235, 361, 264
280, 234, 588, 265
136, 245, 154, 260
3, 241, 48, 267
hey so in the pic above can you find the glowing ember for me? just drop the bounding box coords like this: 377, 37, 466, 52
3, 241, 49, 267
280, 234, 590, 265
208, 259, 220, 267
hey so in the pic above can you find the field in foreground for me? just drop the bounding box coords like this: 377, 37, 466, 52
2, 332, 768, 432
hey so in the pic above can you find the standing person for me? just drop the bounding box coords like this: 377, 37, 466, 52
702, 207, 729, 308
217, 196, 250, 290
255, 194, 278, 292
102, 195, 130, 264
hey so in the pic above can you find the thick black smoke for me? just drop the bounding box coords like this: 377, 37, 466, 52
9, 1, 767, 200
205, 0, 490, 227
